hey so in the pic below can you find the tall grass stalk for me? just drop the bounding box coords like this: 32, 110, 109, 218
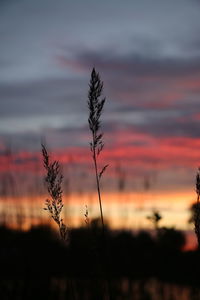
88, 68, 111, 300
88, 68, 108, 232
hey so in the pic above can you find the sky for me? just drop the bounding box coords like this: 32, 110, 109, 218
1, 0, 200, 231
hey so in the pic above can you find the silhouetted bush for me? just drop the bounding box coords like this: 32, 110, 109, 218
157, 227, 186, 252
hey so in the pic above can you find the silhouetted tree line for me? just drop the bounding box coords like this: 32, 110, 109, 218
0, 222, 199, 286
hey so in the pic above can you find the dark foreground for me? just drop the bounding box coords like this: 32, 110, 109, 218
0, 224, 200, 300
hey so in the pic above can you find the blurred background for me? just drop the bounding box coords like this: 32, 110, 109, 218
1, 1, 200, 299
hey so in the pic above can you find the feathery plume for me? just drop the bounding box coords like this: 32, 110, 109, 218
42, 144, 68, 242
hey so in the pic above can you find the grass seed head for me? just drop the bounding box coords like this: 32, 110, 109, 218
42, 144, 68, 242
88, 68, 105, 156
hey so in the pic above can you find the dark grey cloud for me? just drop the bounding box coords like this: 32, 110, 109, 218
1, 0, 200, 83
60, 48, 200, 113
133, 116, 200, 138
62, 49, 200, 79
1, 0, 200, 150
103, 110, 200, 139
0, 78, 87, 117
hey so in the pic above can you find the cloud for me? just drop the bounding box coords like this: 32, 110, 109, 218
0, 132, 199, 175
60, 49, 200, 101
0, 77, 88, 117
2, 0, 200, 196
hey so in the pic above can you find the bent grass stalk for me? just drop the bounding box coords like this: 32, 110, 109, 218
42, 144, 68, 242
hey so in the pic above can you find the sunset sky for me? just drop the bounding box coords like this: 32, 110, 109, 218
1, 0, 200, 233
